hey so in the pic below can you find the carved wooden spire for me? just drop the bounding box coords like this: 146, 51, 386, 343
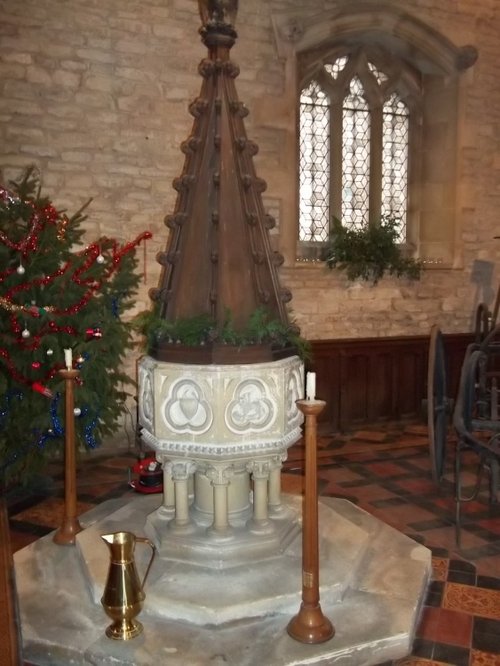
149, 1, 293, 363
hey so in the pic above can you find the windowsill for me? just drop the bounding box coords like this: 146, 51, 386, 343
293, 257, 326, 267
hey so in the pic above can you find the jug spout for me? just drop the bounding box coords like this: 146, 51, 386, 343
101, 533, 115, 546
101, 531, 137, 561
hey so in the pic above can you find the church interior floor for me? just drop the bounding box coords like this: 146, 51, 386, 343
5, 423, 500, 666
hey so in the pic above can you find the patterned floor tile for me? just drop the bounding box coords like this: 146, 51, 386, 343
76, 482, 130, 499
6, 425, 500, 665
470, 649, 500, 665
432, 557, 449, 582
338, 484, 398, 503
351, 430, 390, 442
371, 504, 440, 531
10, 497, 95, 529
320, 466, 366, 483
419, 525, 491, 553
362, 460, 410, 477
396, 477, 440, 496
443, 582, 500, 620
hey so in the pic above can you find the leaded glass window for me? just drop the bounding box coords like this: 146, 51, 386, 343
381, 94, 409, 242
299, 82, 330, 242
342, 76, 370, 231
298, 50, 417, 250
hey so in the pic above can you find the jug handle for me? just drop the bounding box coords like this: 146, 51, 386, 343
135, 537, 156, 590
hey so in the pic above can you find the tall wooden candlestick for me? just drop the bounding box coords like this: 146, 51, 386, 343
53, 368, 83, 545
287, 398, 335, 644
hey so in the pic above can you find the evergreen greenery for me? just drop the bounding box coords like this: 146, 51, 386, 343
324, 217, 422, 284
133, 306, 311, 360
0, 167, 145, 487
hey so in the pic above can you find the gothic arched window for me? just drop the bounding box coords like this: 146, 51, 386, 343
298, 48, 420, 254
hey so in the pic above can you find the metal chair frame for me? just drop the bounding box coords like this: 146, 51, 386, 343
452, 329, 500, 546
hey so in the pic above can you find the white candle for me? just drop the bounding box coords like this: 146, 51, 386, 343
306, 372, 316, 400
64, 348, 73, 370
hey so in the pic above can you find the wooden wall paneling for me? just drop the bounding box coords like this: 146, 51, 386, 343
313, 347, 340, 430
443, 333, 475, 402
394, 343, 426, 421
339, 349, 370, 429
370, 350, 393, 423
309, 333, 474, 433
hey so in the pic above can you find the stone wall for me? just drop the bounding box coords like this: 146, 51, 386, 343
1, 0, 500, 344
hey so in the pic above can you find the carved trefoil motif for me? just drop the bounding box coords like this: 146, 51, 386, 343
163, 378, 213, 434
226, 378, 276, 434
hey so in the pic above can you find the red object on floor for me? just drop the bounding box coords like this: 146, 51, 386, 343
129, 456, 163, 494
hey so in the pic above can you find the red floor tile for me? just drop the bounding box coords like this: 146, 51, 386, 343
416, 606, 472, 647
363, 461, 409, 476
478, 518, 500, 534
398, 478, 441, 495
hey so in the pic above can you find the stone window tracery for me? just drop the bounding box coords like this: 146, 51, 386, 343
298, 48, 418, 251
266, 5, 477, 268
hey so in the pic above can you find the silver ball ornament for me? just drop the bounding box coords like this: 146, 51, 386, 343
17, 264, 25, 275
21, 328, 30, 338
73, 407, 82, 416
96, 254, 105, 264
46, 348, 54, 356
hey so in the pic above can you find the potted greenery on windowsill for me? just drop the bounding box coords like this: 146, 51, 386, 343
323, 216, 422, 284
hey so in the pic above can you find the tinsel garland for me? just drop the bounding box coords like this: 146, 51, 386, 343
0, 186, 60, 254
0, 179, 151, 478
0, 391, 99, 476
0, 182, 151, 387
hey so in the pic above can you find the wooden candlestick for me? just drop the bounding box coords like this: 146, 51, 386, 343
53, 368, 83, 545
287, 398, 335, 644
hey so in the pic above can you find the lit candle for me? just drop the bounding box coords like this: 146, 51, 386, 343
306, 371, 316, 400
64, 348, 73, 370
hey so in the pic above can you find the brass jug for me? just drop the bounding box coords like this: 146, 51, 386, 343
101, 531, 156, 640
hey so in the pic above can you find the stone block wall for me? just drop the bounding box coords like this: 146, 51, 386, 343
1, 0, 500, 344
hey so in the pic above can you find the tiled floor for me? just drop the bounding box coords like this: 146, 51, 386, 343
5, 422, 500, 665
284, 424, 500, 665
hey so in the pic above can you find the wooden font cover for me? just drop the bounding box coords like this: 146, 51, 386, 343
149, 1, 294, 364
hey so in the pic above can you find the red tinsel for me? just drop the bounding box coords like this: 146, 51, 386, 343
0, 185, 152, 387
32, 381, 53, 398
0, 188, 59, 258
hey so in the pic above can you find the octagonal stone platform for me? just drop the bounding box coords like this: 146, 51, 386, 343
15, 494, 431, 666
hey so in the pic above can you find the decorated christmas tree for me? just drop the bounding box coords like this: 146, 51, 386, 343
0, 167, 151, 488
